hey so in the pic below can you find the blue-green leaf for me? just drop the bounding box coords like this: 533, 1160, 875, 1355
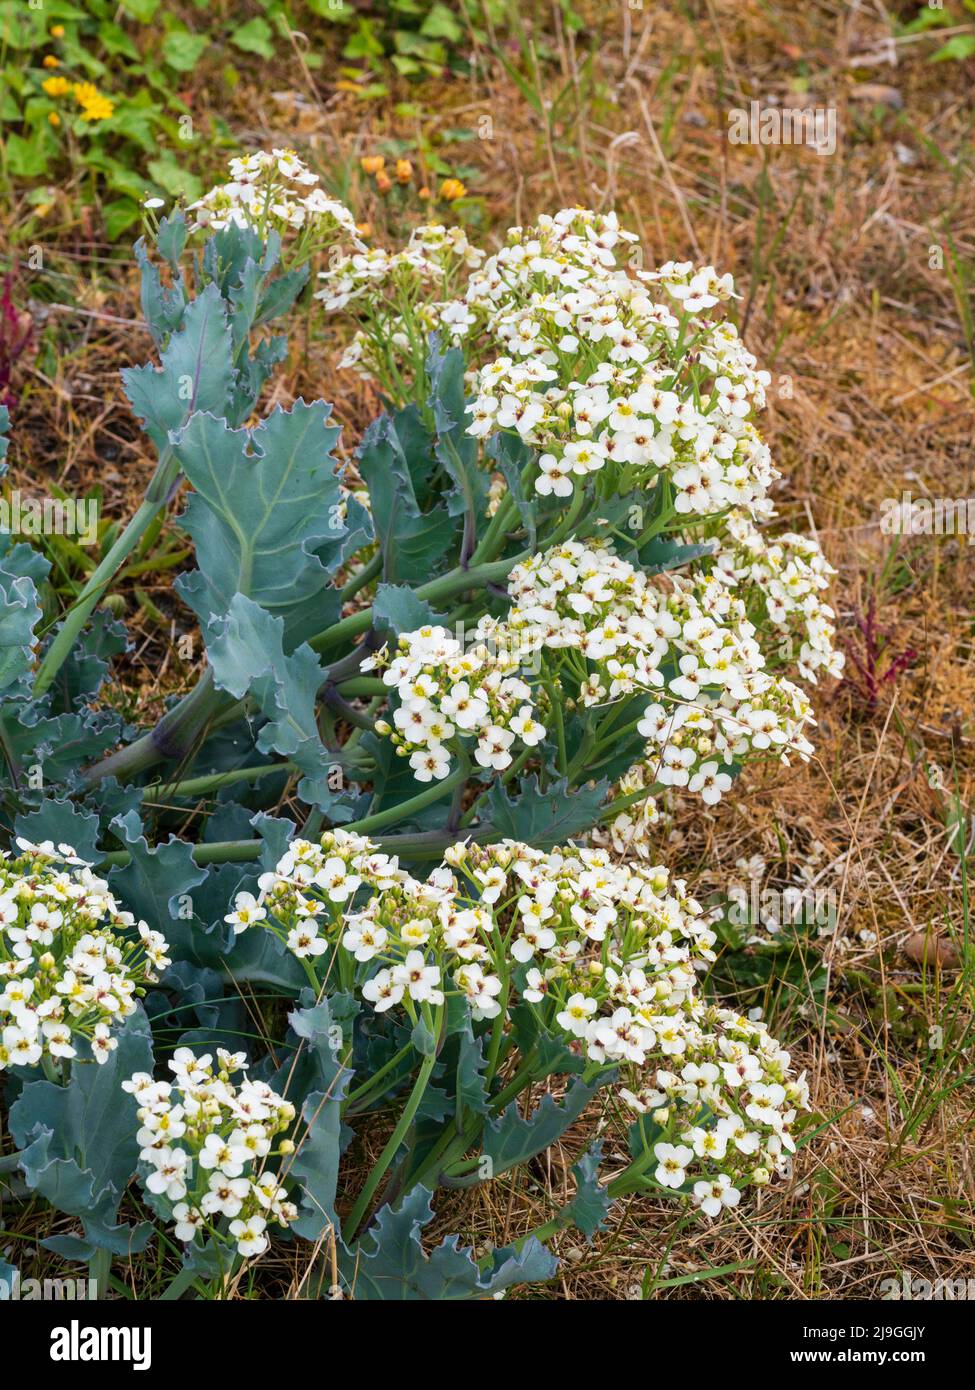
485, 774, 608, 846
9, 1009, 155, 1255
121, 281, 233, 452
483, 1077, 602, 1177
336, 1187, 557, 1299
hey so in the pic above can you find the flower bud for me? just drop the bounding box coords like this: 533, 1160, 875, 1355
279, 1138, 295, 1155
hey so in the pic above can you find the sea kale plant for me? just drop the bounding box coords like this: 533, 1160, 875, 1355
0, 163, 842, 1300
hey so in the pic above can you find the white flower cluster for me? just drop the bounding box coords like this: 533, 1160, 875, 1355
621, 1003, 809, 1213
460, 210, 775, 513
187, 148, 359, 240
124, 1048, 297, 1259
505, 538, 816, 801
229, 831, 805, 1212
315, 224, 484, 378
365, 623, 544, 782
0, 840, 170, 1071
713, 511, 845, 683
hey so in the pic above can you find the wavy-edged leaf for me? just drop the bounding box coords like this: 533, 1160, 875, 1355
121, 281, 233, 452
173, 400, 345, 647
359, 409, 457, 585
483, 1076, 602, 1178
563, 1139, 612, 1240
335, 1187, 557, 1300
9, 1009, 155, 1255
485, 774, 608, 846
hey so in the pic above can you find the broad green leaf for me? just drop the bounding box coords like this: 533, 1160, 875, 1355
205, 593, 354, 813
485, 775, 609, 846
562, 1140, 611, 1240
372, 583, 447, 637
121, 281, 233, 452
483, 1077, 602, 1177
172, 401, 345, 647
336, 1187, 557, 1299
358, 409, 458, 585
231, 16, 276, 59
162, 29, 209, 72
9, 1009, 155, 1255
14, 797, 101, 865
0, 550, 42, 698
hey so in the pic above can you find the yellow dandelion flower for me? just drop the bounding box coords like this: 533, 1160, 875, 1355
79, 94, 115, 122
42, 76, 71, 97
439, 178, 467, 202
48, 111, 61, 127
43, 54, 61, 69
50, 24, 66, 38
360, 155, 385, 175
72, 82, 114, 122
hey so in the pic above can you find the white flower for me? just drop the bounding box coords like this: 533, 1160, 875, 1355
224, 892, 266, 933
362, 968, 405, 1013
693, 1173, 741, 1217
654, 1142, 693, 1189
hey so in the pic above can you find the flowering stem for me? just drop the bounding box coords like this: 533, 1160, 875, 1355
35, 492, 172, 698
343, 1045, 439, 1242
348, 766, 468, 835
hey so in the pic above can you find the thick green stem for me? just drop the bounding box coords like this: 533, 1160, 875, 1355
35, 454, 179, 697
343, 1046, 438, 1242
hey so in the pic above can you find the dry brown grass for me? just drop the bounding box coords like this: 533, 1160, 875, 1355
2, 0, 973, 1299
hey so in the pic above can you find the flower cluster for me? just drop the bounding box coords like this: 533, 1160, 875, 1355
505, 538, 816, 800
713, 510, 845, 683
228, 832, 806, 1214
316, 223, 483, 313
365, 623, 543, 782
187, 149, 359, 241
316, 224, 485, 383
41, 76, 114, 122
0, 840, 170, 1072
458, 210, 775, 512
621, 1003, 809, 1212
125, 1049, 297, 1259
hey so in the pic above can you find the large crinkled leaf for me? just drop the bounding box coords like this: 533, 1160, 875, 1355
358, 409, 458, 585
205, 593, 356, 815
6, 708, 124, 791
284, 995, 357, 1242
134, 233, 187, 347
335, 1187, 557, 1300
0, 549, 42, 698
14, 797, 101, 864
8, 1009, 155, 1257
562, 1140, 612, 1241
483, 1076, 602, 1178
48, 608, 128, 712
107, 808, 217, 966
485, 774, 609, 847
121, 281, 233, 452
172, 401, 346, 648
372, 583, 447, 638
